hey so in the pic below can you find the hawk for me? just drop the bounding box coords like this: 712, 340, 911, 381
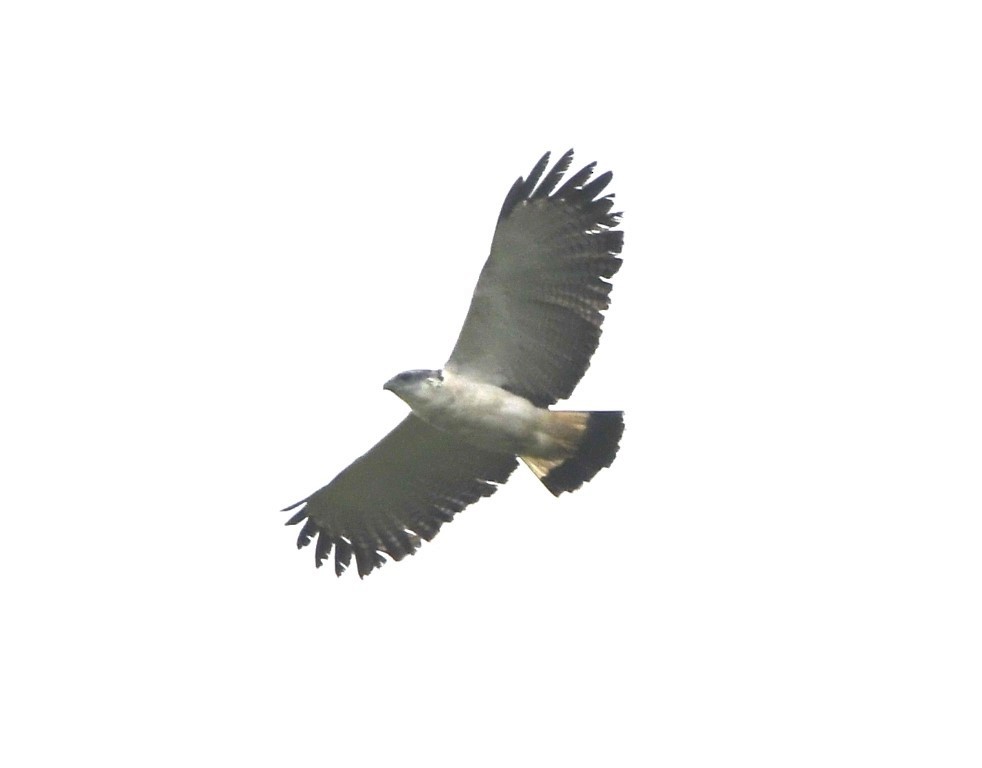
283, 150, 625, 577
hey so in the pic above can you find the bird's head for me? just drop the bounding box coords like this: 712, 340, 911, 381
383, 369, 444, 408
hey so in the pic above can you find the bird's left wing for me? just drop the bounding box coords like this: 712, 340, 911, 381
445, 150, 623, 407
282, 415, 518, 577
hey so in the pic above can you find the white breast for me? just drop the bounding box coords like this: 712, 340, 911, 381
408, 371, 559, 456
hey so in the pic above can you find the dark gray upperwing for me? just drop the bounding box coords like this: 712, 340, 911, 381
445, 150, 624, 407
283, 415, 518, 577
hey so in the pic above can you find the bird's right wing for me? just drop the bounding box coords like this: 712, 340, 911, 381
282, 415, 518, 577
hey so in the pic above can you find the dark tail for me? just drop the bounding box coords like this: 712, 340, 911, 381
522, 411, 625, 496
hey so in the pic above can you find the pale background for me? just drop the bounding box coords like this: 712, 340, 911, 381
2, 2, 979, 765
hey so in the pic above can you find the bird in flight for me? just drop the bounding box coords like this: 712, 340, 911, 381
283, 150, 625, 577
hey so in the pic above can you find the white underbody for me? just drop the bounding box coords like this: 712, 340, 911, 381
393, 370, 578, 458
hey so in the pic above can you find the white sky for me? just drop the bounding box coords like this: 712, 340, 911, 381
2, 2, 980, 765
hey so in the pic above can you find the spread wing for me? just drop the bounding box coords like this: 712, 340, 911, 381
282, 415, 518, 577
445, 150, 624, 407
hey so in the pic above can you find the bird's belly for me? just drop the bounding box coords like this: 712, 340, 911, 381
414, 382, 561, 457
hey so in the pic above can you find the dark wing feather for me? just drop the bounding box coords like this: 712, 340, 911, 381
446, 150, 624, 406
282, 415, 517, 577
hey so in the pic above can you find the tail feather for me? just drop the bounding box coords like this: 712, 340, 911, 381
522, 411, 624, 496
